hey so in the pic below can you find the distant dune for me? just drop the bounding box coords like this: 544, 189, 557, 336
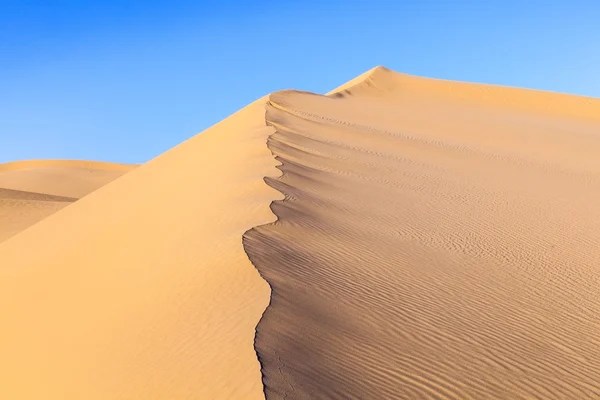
0, 160, 135, 242
2, 67, 600, 399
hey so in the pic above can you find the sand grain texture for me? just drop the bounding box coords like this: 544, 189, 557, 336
244, 67, 600, 399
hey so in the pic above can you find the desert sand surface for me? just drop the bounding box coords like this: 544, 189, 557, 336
0, 99, 280, 399
245, 67, 600, 399
0, 160, 135, 242
1, 66, 600, 399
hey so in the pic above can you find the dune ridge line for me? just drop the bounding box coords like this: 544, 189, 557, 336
0, 97, 281, 399
242, 66, 600, 399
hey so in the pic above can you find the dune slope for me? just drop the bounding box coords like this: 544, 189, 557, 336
2, 66, 600, 400
0, 99, 280, 399
0, 161, 135, 242
244, 67, 600, 399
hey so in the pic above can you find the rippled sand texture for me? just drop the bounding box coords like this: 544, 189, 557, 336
0, 100, 279, 399
244, 67, 600, 399
0, 160, 134, 242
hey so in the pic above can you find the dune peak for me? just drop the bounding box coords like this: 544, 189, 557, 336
2, 65, 600, 400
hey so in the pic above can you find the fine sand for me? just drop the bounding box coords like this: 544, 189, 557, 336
0, 160, 135, 242
1, 67, 600, 399
0, 99, 280, 399
245, 67, 600, 399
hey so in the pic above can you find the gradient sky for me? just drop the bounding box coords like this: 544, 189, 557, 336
1, 0, 598, 164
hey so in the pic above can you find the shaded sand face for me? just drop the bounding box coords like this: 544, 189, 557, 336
0, 100, 280, 399
0, 161, 135, 242
244, 68, 600, 399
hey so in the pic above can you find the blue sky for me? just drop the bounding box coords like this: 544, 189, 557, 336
1, 0, 598, 164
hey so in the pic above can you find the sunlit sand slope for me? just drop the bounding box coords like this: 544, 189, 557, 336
244, 67, 600, 399
0, 98, 279, 399
0, 161, 134, 242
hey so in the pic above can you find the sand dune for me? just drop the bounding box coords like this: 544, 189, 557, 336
2, 66, 600, 399
0, 99, 280, 399
0, 159, 135, 198
0, 160, 135, 242
244, 67, 600, 399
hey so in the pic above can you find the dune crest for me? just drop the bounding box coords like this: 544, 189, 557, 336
3, 66, 600, 399
244, 68, 600, 399
0, 99, 280, 399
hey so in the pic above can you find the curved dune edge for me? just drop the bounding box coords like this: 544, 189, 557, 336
244, 67, 600, 398
0, 97, 280, 399
329, 66, 600, 121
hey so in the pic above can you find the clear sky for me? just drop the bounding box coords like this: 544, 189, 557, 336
1, 0, 598, 164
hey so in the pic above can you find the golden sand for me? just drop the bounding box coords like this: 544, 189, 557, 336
2, 67, 600, 399
247, 67, 600, 399
0, 160, 135, 242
